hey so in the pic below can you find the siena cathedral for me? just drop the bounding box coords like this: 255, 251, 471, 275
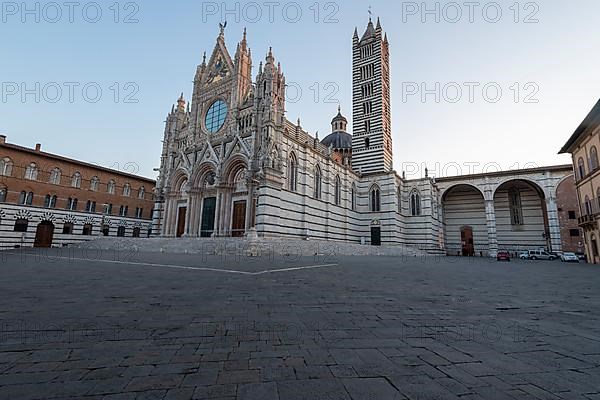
153, 19, 575, 257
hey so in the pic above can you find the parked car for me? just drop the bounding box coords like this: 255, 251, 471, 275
550, 251, 563, 259
526, 250, 557, 261
497, 250, 511, 261
560, 252, 579, 263
575, 252, 587, 262
519, 251, 530, 260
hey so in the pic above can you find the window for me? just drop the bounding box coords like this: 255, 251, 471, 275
410, 190, 421, 216
288, 152, 298, 192
570, 229, 581, 237
14, 219, 28, 232
49, 168, 61, 185
85, 200, 97, 212
0, 186, 6, 202
509, 188, 523, 225
123, 184, 131, 197
50, 195, 57, 208
19, 191, 26, 205
44, 194, 52, 208
67, 198, 78, 211
578, 158, 586, 180
365, 138, 370, 149
398, 188, 402, 213
351, 183, 357, 211
119, 205, 128, 217
370, 186, 381, 212
568, 211, 577, 220
585, 195, 592, 215
138, 186, 145, 199
104, 203, 113, 215
334, 175, 342, 206
62, 223, 74, 235
205, 99, 228, 133
25, 163, 38, 180
135, 208, 143, 219
591, 146, 599, 171
0, 157, 13, 176
90, 176, 100, 191
71, 172, 82, 188
314, 165, 322, 200
107, 180, 116, 194
117, 226, 126, 237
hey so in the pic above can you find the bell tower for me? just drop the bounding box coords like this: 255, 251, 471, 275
352, 17, 392, 174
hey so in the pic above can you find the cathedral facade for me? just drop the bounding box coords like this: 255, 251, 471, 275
153, 20, 578, 257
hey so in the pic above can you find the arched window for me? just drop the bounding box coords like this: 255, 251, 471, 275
62, 223, 74, 235
578, 158, 586, 180
123, 183, 131, 197
585, 195, 592, 215
138, 186, 145, 199
591, 147, 599, 171
90, 176, 100, 191
0, 185, 6, 202
107, 180, 116, 194
410, 190, 421, 216
71, 172, 82, 188
0, 157, 13, 176
49, 168, 61, 185
288, 152, 298, 192
26, 192, 33, 205
370, 185, 381, 212
25, 163, 38, 180
14, 219, 28, 232
334, 175, 342, 206
351, 183, 357, 211
50, 195, 57, 208
314, 165, 322, 200
44, 194, 51, 208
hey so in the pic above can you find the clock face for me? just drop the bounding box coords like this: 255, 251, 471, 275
205, 99, 228, 133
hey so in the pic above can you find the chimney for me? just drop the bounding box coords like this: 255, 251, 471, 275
0, 135, 5, 144
35, 143, 41, 152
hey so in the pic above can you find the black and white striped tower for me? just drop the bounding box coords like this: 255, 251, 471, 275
352, 17, 393, 174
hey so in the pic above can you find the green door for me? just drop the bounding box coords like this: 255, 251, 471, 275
201, 197, 217, 238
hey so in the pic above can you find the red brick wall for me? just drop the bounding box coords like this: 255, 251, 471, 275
0, 141, 155, 219
556, 175, 584, 253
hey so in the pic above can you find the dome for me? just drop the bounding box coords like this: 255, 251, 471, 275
331, 107, 347, 124
321, 131, 352, 149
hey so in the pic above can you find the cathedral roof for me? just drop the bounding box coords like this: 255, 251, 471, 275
360, 19, 377, 42
321, 131, 352, 150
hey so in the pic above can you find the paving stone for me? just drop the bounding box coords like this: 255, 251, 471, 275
237, 382, 278, 400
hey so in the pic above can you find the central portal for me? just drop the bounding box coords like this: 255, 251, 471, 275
201, 197, 217, 238
231, 200, 247, 237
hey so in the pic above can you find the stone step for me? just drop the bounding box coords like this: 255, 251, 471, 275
75, 237, 431, 258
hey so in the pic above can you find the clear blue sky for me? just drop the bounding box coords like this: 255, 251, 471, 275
1, 0, 598, 179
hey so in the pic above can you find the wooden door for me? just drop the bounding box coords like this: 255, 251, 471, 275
200, 198, 216, 238
34, 222, 54, 248
371, 227, 381, 246
461, 226, 474, 256
176, 207, 187, 238
231, 201, 247, 238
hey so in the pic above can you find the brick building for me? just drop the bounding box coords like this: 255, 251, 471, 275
555, 175, 584, 253
0, 135, 156, 248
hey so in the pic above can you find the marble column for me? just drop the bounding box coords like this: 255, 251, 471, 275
485, 197, 498, 257
545, 196, 562, 252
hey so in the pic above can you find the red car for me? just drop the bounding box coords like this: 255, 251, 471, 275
497, 250, 511, 261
